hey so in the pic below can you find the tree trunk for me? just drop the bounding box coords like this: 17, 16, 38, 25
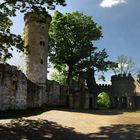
86, 68, 97, 94
67, 65, 73, 89
67, 66, 72, 94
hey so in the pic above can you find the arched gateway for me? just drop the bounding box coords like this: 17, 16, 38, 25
69, 74, 139, 110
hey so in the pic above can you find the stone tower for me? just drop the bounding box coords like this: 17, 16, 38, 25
24, 12, 51, 85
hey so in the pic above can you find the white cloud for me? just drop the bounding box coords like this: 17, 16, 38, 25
99, 0, 127, 8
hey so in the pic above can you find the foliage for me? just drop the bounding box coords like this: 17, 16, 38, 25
112, 55, 137, 75
50, 71, 67, 85
0, 0, 66, 61
97, 92, 110, 108
49, 11, 103, 85
73, 49, 116, 79
0, 10, 23, 61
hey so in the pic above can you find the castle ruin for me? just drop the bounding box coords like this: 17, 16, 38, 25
0, 12, 140, 111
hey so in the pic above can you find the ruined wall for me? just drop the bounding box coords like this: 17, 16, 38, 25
27, 80, 47, 108
0, 63, 27, 111
46, 80, 67, 106
111, 74, 136, 109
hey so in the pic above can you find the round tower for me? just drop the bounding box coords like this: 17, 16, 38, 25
24, 12, 51, 84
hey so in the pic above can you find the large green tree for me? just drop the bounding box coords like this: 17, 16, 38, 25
0, 0, 66, 61
49, 11, 103, 85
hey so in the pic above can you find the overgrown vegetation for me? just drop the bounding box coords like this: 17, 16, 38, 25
97, 92, 110, 108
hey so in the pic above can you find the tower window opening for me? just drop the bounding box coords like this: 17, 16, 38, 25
40, 41, 45, 46
41, 59, 43, 64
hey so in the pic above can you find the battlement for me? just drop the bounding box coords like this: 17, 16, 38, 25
24, 11, 52, 25
97, 84, 112, 93
98, 84, 111, 88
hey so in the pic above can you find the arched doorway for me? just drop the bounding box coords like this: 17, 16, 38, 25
97, 92, 110, 109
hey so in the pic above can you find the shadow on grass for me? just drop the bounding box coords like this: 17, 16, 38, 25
0, 119, 93, 140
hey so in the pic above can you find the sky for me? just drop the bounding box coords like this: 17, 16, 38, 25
8, 0, 140, 83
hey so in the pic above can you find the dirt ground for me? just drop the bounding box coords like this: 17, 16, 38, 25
0, 109, 140, 140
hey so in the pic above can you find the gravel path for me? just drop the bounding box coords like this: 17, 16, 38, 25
0, 109, 140, 140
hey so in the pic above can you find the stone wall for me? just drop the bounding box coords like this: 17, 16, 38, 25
46, 80, 67, 107
27, 80, 47, 108
0, 63, 27, 111
111, 74, 136, 109
135, 80, 140, 96
134, 96, 140, 109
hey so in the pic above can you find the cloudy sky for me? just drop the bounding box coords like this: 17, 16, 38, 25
9, 0, 140, 83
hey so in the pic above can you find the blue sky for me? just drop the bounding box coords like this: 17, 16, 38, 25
9, 0, 140, 83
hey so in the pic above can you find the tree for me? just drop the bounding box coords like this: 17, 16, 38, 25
0, 7, 23, 61
50, 71, 67, 85
49, 11, 103, 86
73, 48, 116, 94
0, 0, 66, 61
112, 55, 136, 75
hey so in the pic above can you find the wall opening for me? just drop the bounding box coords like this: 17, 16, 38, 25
12, 81, 18, 90
40, 41, 45, 46
97, 92, 110, 109
41, 59, 43, 64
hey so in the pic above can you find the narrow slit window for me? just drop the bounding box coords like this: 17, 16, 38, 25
12, 81, 18, 90
41, 59, 43, 64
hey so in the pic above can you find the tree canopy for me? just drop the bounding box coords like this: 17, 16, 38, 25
0, 0, 66, 61
49, 11, 115, 87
